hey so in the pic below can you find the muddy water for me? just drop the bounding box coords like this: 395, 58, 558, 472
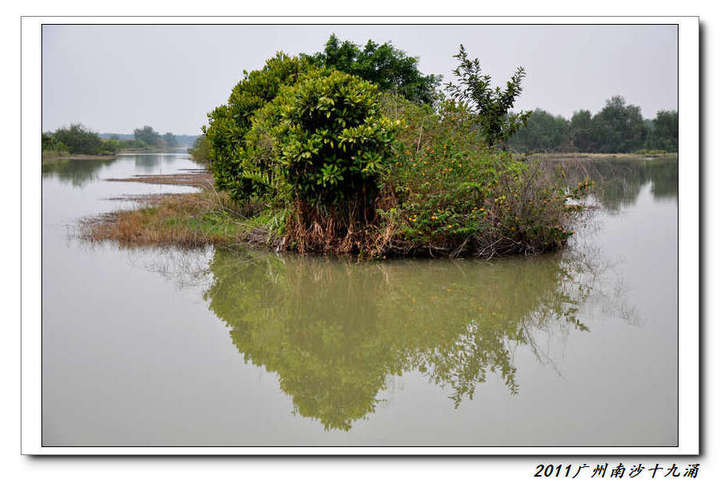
42, 153, 678, 446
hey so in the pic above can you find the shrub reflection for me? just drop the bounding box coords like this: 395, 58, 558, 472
204, 249, 594, 431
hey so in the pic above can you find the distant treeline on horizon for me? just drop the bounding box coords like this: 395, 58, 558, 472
98, 132, 199, 147
42, 124, 200, 157
508, 96, 678, 154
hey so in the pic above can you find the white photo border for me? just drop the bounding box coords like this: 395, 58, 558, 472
21, 15, 700, 455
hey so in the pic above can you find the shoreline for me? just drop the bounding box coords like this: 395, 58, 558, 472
42, 148, 191, 163
526, 151, 677, 160
79, 153, 672, 257
42, 153, 117, 163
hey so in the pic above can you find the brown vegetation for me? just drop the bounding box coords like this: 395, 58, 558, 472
82, 191, 244, 248
104, 169, 213, 189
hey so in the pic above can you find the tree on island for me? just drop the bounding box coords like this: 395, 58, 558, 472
445, 44, 530, 148
306, 34, 442, 105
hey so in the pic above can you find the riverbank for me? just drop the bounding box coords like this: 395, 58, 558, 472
104, 169, 213, 189
42, 152, 117, 163
526, 151, 677, 160
82, 167, 249, 248
80, 159, 589, 258
116, 148, 190, 154
79, 150, 680, 257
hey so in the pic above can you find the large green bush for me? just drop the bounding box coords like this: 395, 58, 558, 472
205, 41, 441, 200
249, 70, 400, 207
203, 53, 312, 197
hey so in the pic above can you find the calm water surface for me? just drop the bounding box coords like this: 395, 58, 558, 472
42, 153, 678, 446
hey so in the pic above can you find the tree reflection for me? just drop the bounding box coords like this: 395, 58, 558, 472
559, 156, 677, 212
203, 249, 594, 431
42, 158, 117, 187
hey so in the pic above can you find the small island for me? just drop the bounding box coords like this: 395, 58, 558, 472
81, 35, 677, 259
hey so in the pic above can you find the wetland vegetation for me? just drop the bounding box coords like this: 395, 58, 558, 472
83, 36, 605, 259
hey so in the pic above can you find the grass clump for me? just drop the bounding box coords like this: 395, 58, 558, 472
83, 192, 246, 248
84, 190, 290, 250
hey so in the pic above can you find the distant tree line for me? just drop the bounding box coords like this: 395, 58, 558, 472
42, 124, 115, 156
42, 124, 184, 156
508, 96, 678, 154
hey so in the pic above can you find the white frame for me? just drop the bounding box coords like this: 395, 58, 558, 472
21, 16, 700, 455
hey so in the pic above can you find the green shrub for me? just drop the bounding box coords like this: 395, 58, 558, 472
203, 53, 313, 196
51, 124, 106, 155
188, 134, 211, 164
377, 95, 591, 257
251, 70, 400, 207
41, 133, 69, 154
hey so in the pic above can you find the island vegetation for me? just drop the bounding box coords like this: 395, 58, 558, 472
42, 123, 188, 161
86, 35, 635, 259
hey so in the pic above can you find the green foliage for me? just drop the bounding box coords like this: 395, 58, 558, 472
162, 132, 178, 147
508, 109, 572, 153
306, 34, 441, 105
188, 134, 211, 163
378, 95, 590, 257
41, 133, 69, 154
445, 44, 530, 148
204, 38, 440, 199
133, 125, 161, 146
569, 109, 594, 152
508, 101, 677, 154
248, 70, 400, 207
203, 53, 311, 196
197, 41, 593, 258
589, 96, 647, 153
49, 124, 110, 155
645, 110, 678, 152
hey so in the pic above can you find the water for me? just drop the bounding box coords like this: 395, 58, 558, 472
42, 153, 678, 446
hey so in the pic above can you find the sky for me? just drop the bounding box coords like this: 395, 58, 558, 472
42, 24, 678, 135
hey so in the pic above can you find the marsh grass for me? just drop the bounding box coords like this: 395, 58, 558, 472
82, 191, 246, 248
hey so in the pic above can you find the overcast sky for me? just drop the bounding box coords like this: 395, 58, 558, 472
42, 24, 678, 135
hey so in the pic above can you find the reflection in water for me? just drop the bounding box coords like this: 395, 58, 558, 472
42, 158, 117, 187
203, 248, 597, 431
562, 157, 677, 212
41, 153, 188, 188
134, 154, 163, 171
